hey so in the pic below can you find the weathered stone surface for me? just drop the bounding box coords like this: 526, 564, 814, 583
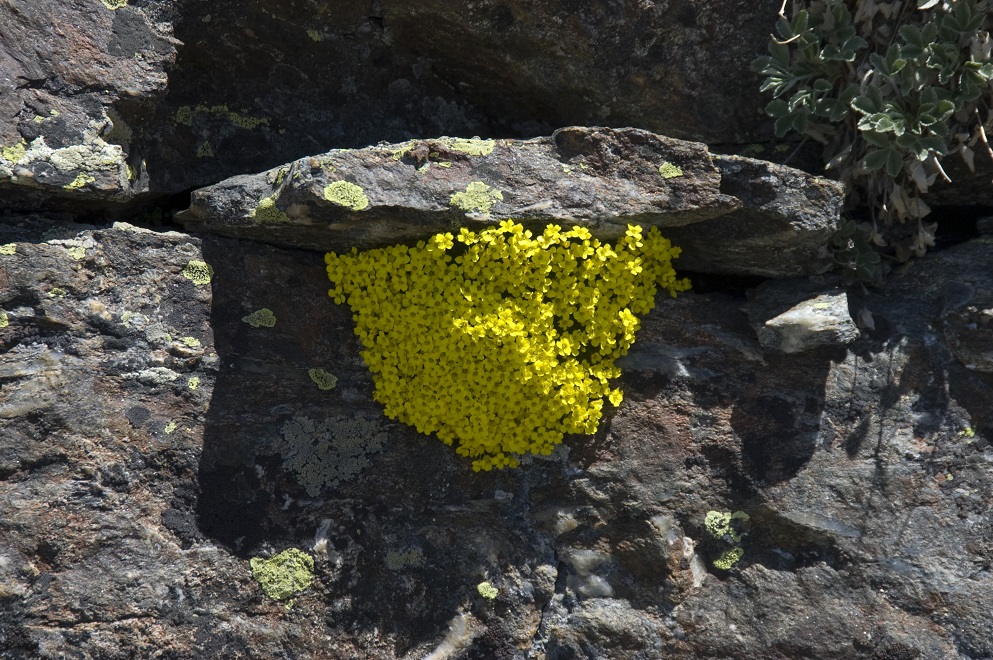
2, 0, 783, 208
2, 217, 991, 658
177, 127, 842, 277
665, 155, 845, 277
0, 0, 177, 207
746, 280, 860, 354
176, 127, 740, 250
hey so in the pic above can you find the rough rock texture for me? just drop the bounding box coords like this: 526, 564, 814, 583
177, 127, 841, 277
746, 280, 860, 354
2, 0, 781, 208
2, 218, 992, 659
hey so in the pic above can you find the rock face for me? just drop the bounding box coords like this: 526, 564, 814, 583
2, 217, 992, 659
2, 0, 780, 208
3, 1, 993, 658
176, 127, 842, 277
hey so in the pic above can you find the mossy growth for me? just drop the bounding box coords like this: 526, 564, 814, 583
326, 221, 690, 471
181, 260, 214, 286
323, 181, 369, 210
449, 181, 503, 214
249, 195, 290, 223
658, 162, 683, 178
308, 368, 338, 390
250, 548, 314, 603
242, 308, 276, 327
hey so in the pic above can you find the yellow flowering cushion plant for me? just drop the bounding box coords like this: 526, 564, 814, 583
325, 222, 689, 471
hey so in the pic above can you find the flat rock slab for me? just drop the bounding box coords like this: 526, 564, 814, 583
177, 127, 841, 277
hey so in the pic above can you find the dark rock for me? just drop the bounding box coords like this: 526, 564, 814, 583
176, 127, 841, 277
2, 217, 992, 658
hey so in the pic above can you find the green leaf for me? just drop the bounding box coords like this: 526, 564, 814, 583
863, 148, 893, 172
765, 99, 789, 118
885, 149, 904, 177
863, 131, 895, 148
899, 24, 925, 50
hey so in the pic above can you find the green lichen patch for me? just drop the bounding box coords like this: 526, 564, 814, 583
249, 195, 290, 223
712, 546, 745, 570
174, 106, 194, 126
179, 336, 202, 349
308, 368, 338, 391
242, 308, 276, 328
64, 173, 96, 191
658, 162, 683, 179
47, 288, 67, 298
705, 510, 749, 571
0, 243, 16, 255
307, 29, 323, 42
0, 312, 8, 329
181, 260, 214, 286
477, 582, 499, 599
164, 421, 178, 434
187, 376, 200, 390
1, 140, 27, 163
449, 181, 503, 214
66, 246, 85, 260
196, 141, 214, 158
447, 138, 496, 157
279, 414, 388, 496
100, 0, 128, 8
385, 547, 425, 571
323, 181, 369, 210
250, 548, 315, 602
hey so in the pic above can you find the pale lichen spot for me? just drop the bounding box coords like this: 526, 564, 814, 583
242, 308, 276, 327
64, 173, 96, 190
308, 368, 338, 391
181, 260, 214, 286
0, 243, 15, 255
323, 181, 369, 210
449, 181, 503, 214
658, 161, 683, 179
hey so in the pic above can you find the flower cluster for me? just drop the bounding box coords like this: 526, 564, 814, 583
325, 221, 689, 471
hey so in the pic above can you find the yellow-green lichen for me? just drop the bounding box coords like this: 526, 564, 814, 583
447, 138, 496, 157
308, 368, 338, 391
658, 162, 683, 179
242, 308, 276, 328
64, 173, 95, 190
385, 548, 425, 571
449, 181, 503, 214
100, 0, 128, 9
323, 181, 369, 210
250, 548, 314, 603
164, 421, 178, 434
326, 222, 690, 471
249, 195, 290, 223
228, 111, 269, 130
705, 510, 749, 570
179, 336, 202, 349
437, 161, 453, 168
196, 141, 214, 158
1, 140, 27, 163
187, 376, 200, 390
0, 312, 8, 329
66, 246, 85, 260
477, 582, 499, 599
712, 546, 745, 570
0, 244, 15, 255
279, 414, 388, 495
175, 106, 194, 126
181, 260, 214, 286
47, 288, 67, 298
307, 29, 323, 41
